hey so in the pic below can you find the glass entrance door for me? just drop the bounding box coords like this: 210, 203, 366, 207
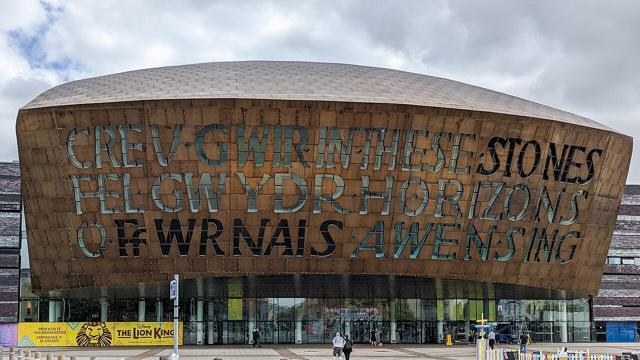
421, 321, 438, 344
372, 321, 390, 344
350, 321, 371, 343
530, 321, 553, 343
256, 321, 275, 344
277, 321, 295, 344
209, 321, 223, 344
397, 321, 419, 343
224, 321, 247, 344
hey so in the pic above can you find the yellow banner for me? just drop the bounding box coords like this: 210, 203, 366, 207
17, 323, 66, 347
18, 322, 183, 347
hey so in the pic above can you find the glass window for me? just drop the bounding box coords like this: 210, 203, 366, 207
254, 298, 274, 321
207, 299, 227, 321
607, 257, 621, 265
521, 300, 537, 321
19, 300, 38, 322
373, 298, 389, 321
569, 299, 589, 322
569, 321, 591, 342
162, 298, 194, 321
398, 299, 418, 321
343, 298, 371, 322
458, 299, 469, 321
622, 258, 635, 265
144, 299, 157, 322
443, 299, 467, 321
420, 299, 436, 321
497, 299, 521, 321
66, 299, 101, 322
488, 300, 496, 321
469, 299, 477, 320
444, 299, 455, 321
277, 298, 296, 321
635, 258, 640, 266
304, 298, 342, 321
538, 300, 554, 321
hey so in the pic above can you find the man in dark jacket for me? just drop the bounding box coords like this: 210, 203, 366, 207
519, 332, 529, 353
252, 328, 262, 348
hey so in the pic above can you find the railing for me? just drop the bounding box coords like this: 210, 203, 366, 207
476, 340, 627, 360
481, 350, 618, 360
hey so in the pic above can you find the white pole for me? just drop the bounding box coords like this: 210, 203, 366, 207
173, 274, 179, 359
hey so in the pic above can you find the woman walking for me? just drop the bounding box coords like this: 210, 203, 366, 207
343, 335, 353, 360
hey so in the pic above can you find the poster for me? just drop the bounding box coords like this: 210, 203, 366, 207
17, 323, 67, 346
17, 322, 183, 347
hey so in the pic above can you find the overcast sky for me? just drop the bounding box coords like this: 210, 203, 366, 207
2, 0, 639, 181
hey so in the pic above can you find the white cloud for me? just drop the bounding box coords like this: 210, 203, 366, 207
0, 0, 639, 181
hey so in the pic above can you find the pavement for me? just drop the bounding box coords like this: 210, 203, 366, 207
2, 343, 640, 360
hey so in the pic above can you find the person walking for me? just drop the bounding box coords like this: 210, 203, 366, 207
252, 328, 262, 348
332, 332, 345, 360
519, 331, 529, 353
342, 334, 353, 360
488, 329, 496, 350
370, 328, 377, 347
375, 328, 381, 347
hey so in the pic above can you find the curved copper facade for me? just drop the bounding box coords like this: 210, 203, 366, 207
16, 63, 632, 294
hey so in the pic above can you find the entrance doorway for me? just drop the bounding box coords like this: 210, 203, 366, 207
350, 321, 371, 343
277, 321, 295, 344
397, 321, 419, 343
421, 321, 438, 344
224, 321, 247, 344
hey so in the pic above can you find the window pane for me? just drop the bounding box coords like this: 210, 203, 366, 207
421, 300, 437, 321
19, 300, 38, 322
278, 298, 296, 321
67, 299, 101, 322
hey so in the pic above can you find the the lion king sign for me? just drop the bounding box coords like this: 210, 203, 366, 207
17, 322, 183, 347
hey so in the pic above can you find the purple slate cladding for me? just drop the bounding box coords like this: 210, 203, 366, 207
0, 162, 20, 212
602, 264, 640, 275
623, 185, 640, 196
594, 184, 640, 322
618, 204, 640, 216
0, 213, 20, 248
610, 234, 640, 249
594, 306, 640, 320
0, 162, 20, 324
613, 220, 640, 233
595, 296, 640, 306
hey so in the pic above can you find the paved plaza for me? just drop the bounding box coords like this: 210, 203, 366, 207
3, 343, 639, 360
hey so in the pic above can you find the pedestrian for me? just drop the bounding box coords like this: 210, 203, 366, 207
252, 328, 262, 348
370, 328, 377, 347
332, 332, 345, 360
343, 334, 353, 360
519, 331, 529, 353
375, 328, 381, 347
488, 329, 496, 350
